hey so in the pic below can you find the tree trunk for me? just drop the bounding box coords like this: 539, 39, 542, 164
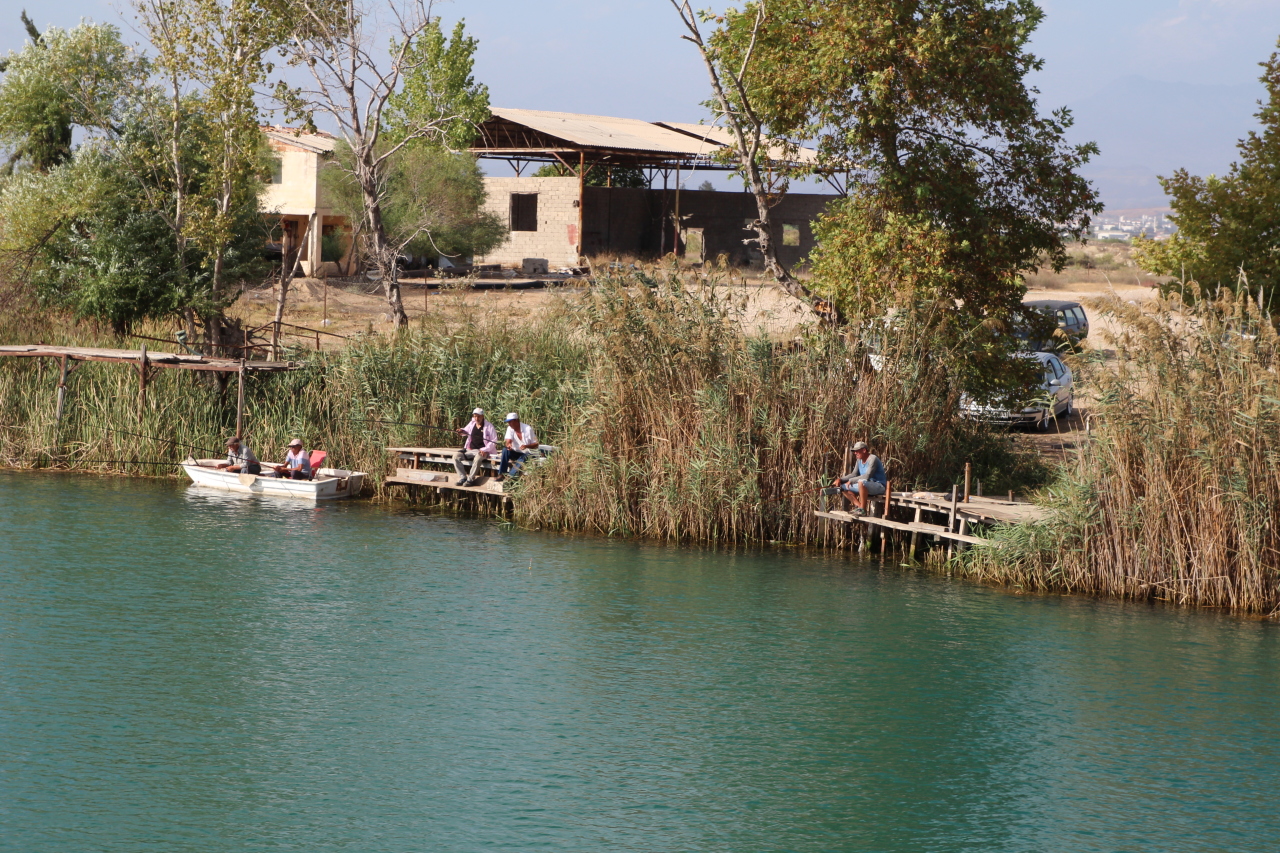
360, 179, 409, 328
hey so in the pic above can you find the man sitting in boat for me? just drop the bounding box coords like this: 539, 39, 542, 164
272, 438, 313, 480
453, 408, 497, 487
217, 436, 261, 475
497, 412, 538, 482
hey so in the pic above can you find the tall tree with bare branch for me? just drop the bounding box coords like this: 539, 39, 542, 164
668, 0, 827, 320
278, 0, 489, 328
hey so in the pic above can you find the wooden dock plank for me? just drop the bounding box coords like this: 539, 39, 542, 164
385, 467, 505, 496
814, 510, 989, 546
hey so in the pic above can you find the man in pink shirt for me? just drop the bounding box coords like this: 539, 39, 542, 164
454, 408, 498, 486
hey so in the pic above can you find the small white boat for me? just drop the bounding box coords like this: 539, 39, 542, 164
181, 458, 366, 501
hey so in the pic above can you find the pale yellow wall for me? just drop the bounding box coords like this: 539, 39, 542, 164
261, 143, 329, 216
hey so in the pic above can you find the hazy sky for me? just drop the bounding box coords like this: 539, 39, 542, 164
3, 0, 1280, 207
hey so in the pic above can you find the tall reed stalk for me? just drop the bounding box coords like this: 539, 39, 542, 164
964, 287, 1280, 613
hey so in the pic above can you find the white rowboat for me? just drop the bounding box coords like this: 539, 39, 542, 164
182, 458, 366, 501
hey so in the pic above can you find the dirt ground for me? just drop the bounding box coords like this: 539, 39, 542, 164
230, 274, 815, 346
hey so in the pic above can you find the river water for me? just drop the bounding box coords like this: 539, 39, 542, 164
1, 472, 1278, 852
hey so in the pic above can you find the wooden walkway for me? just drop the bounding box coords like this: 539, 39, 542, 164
815, 485, 1048, 555
0, 344, 295, 373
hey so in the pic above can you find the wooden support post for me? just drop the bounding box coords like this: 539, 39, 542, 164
958, 518, 969, 553
235, 359, 246, 438
879, 480, 891, 554
964, 462, 972, 503
54, 354, 70, 424
909, 506, 922, 559
1008, 490, 1014, 503
137, 344, 148, 424
947, 484, 959, 559
673, 164, 681, 258
976, 479, 982, 497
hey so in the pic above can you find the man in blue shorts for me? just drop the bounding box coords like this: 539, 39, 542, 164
839, 441, 886, 516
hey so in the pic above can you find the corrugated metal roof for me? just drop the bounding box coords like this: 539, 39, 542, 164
489, 108, 723, 157
656, 122, 820, 165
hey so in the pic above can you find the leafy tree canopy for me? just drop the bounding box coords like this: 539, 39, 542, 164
1135, 40, 1280, 302
322, 143, 506, 262
710, 0, 1101, 318
0, 18, 142, 173
384, 18, 491, 151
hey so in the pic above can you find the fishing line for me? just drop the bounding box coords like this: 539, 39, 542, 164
340, 417, 458, 433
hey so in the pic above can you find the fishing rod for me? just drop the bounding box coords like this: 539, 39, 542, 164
97, 426, 228, 457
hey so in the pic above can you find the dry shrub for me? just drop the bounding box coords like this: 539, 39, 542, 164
515, 272, 1037, 544
966, 286, 1280, 613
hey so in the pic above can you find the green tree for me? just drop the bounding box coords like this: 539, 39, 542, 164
134, 0, 285, 349
708, 0, 1101, 320
0, 17, 141, 174
1134, 41, 1280, 300
384, 18, 491, 151
323, 143, 505, 265
532, 162, 648, 188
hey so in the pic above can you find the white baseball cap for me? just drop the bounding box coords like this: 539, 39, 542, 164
505, 412, 519, 422
472, 407, 484, 415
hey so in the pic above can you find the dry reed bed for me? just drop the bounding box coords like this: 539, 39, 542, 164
0, 272, 1039, 550
965, 288, 1280, 614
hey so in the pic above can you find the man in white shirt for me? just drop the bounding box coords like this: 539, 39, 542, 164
497, 412, 538, 481
272, 438, 313, 480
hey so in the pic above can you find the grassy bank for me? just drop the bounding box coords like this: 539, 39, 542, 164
963, 288, 1280, 614
0, 271, 1043, 548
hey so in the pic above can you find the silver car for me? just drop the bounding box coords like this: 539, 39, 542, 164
961, 352, 1074, 428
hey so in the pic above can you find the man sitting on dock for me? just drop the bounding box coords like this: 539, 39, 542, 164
454, 408, 498, 486
217, 436, 261, 475
273, 438, 312, 480
839, 441, 886, 517
497, 412, 538, 482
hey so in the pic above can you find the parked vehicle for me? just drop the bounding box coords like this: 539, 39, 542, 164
1015, 299, 1089, 351
961, 351, 1073, 428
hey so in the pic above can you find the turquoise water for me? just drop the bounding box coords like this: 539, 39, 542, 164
1, 472, 1278, 852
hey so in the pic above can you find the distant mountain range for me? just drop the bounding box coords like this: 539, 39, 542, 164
1062, 75, 1263, 210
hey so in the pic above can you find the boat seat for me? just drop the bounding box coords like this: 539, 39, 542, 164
309, 450, 328, 472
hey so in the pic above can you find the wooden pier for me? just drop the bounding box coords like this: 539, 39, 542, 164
384, 445, 558, 500
815, 483, 1048, 556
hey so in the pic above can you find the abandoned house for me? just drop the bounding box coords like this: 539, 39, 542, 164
261, 127, 353, 276
470, 108, 834, 269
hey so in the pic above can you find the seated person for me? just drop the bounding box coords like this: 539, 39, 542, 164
497, 412, 538, 482
454, 408, 498, 486
217, 436, 261, 475
839, 440, 886, 516
273, 438, 313, 480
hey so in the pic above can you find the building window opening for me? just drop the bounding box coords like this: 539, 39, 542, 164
782, 223, 800, 246
510, 193, 538, 231
270, 157, 283, 185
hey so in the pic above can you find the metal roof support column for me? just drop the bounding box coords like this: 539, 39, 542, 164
577, 151, 585, 263
673, 165, 681, 259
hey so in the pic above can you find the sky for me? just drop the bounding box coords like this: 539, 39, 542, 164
3, 0, 1280, 208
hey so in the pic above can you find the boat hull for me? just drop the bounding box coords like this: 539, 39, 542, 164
182, 460, 365, 501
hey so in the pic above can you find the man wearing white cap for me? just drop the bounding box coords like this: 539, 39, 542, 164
273, 438, 312, 480
454, 408, 498, 486
497, 412, 538, 481
838, 440, 886, 516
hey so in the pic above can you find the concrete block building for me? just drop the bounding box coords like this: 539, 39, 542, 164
471, 109, 835, 269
